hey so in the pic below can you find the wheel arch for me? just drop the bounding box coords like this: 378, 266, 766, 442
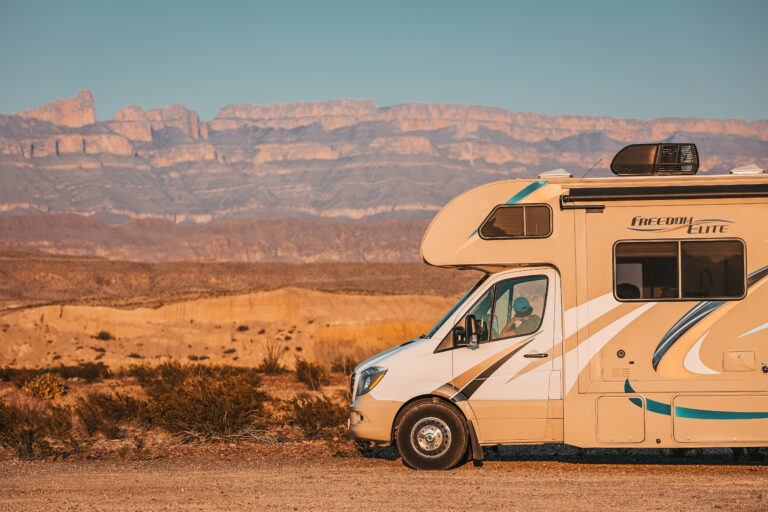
390, 394, 473, 444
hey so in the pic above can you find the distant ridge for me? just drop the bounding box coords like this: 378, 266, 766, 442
1, 91, 767, 224
0, 214, 429, 263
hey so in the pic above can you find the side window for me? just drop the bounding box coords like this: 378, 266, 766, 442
615, 240, 745, 301
492, 276, 548, 340
615, 242, 679, 299
681, 240, 744, 298
479, 205, 552, 239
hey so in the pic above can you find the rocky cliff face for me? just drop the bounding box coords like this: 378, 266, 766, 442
1, 90, 767, 224
15, 90, 95, 127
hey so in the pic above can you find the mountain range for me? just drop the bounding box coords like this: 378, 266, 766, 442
2, 91, 767, 225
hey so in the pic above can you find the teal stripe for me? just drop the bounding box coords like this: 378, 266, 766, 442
625, 380, 671, 415
624, 379, 768, 419
504, 181, 548, 204
739, 321, 768, 338
674, 407, 768, 420
467, 180, 548, 239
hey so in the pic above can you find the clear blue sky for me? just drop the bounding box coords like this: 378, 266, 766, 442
1, 0, 766, 121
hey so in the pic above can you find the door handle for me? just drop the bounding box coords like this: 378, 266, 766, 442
524, 352, 548, 358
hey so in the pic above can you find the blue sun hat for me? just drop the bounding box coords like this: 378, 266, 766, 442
513, 297, 533, 317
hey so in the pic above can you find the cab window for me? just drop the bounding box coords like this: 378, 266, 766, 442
491, 276, 547, 340
458, 275, 548, 345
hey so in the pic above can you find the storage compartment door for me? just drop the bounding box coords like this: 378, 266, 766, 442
596, 395, 645, 443
673, 395, 768, 443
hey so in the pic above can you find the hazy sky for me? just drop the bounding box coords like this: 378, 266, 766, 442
1, 0, 767, 121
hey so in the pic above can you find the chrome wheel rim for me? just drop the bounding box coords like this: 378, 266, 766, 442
410, 417, 451, 458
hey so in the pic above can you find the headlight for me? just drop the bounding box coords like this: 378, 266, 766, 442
357, 366, 387, 397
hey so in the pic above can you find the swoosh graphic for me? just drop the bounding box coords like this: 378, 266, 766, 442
739, 321, 768, 338
652, 301, 725, 370
682, 332, 719, 375
652, 264, 768, 370
565, 303, 654, 394
467, 180, 547, 239
624, 379, 768, 419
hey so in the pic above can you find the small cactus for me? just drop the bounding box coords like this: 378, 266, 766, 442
23, 373, 66, 400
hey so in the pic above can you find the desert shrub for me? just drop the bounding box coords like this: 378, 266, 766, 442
281, 393, 348, 439
236, 325, 249, 332
144, 373, 269, 440
0, 402, 73, 459
75, 392, 147, 439
294, 358, 329, 391
0, 368, 41, 387
256, 337, 286, 375
57, 362, 110, 382
95, 331, 114, 341
118, 362, 268, 439
330, 355, 358, 375
22, 373, 66, 400
118, 361, 261, 391
0, 363, 110, 387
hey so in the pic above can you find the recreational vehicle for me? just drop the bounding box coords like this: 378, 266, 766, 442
348, 143, 768, 470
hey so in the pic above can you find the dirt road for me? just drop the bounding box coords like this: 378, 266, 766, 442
1, 446, 767, 511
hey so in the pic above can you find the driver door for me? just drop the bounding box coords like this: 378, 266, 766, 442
451, 269, 557, 442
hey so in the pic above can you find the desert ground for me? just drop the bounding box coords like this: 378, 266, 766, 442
2, 444, 768, 511
0, 249, 480, 369
2, 249, 768, 511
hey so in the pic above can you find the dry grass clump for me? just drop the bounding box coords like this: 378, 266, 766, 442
312, 321, 429, 369
0, 362, 110, 387
0, 402, 73, 459
117, 361, 269, 440
146, 373, 269, 440
57, 362, 111, 382
281, 393, 349, 439
22, 373, 66, 400
294, 358, 329, 391
256, 337, 287, 375
0, 359, 357, 458
75, 393, 147, 439
330, 356, 358, 375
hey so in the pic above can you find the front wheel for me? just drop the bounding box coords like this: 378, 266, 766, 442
395, 400, 468, 470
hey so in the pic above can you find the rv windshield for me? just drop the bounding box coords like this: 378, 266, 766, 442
425, 275, 489, 339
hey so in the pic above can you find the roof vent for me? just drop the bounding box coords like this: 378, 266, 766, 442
611, 143, 698, 175
538, 168, 572, 178
730, 164, 764, 175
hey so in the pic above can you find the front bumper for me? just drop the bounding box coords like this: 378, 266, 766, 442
348, 393, 401, 444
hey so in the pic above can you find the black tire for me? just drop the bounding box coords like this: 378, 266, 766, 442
395, 400, 468, 470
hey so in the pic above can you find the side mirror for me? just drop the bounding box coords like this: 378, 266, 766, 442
465, 315, 479, 347
452, 325, 467, 346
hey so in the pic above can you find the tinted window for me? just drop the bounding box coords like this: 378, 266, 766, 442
615, 242, 679, 299
681, 240, 744, 298
615, 240, 745, 301
526, 206, 551, 236
479, 205, 551, 239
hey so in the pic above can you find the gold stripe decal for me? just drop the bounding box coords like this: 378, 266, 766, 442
455, 338, 535, 400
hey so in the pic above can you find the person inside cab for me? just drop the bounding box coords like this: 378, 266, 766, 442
499, 297, 541, 337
